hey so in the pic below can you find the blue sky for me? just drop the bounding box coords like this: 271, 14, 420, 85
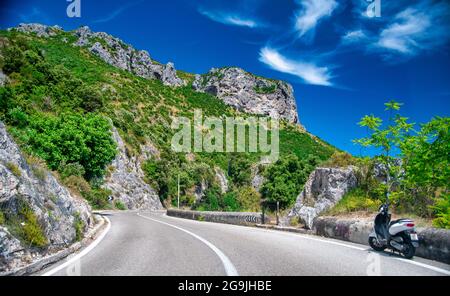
1, 0, 449, 156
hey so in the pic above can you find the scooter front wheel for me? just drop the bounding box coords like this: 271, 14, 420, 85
369, 237, 386, 252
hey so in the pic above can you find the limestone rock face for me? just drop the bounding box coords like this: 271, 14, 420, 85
250, 163, 267, 192
72, 26, 185, 87
215, 168, 229, 194
9, 24, 185, 87
286, 167, 358, 229
103, 127, 163, 210
0, 122, 93, 272
193, 67, 300, 124
13, 23, 61, 37
162, 62, 184, 86
0, 69, 7, 87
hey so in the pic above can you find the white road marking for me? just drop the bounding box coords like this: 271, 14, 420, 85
393, 257, 450, 276
137, 213, 239, 276
278, 231, 450, 275
288, 233, 366, 251
42, 216, 111, 276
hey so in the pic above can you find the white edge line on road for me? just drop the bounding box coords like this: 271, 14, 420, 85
41, 216, 111, 276
164, 213, 450, 275
393, 257, 450, 276
295, 233, 450, 275
287, 231, 450, 275
165, 213, 365, 251
137, 213, 239, 276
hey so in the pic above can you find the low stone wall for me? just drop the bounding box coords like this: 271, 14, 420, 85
167, 209, 270, 226
314, 217, 450, 264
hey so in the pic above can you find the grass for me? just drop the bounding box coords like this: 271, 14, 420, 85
323, 189, 434, 228
324, 188, 382, 216
25, 154, 47, 181
114, 200, 127, 210
254, 84, 277, 94
1, 199, 49, 248
6, 162, 21, 177
280, 129, 335, 161
73, 212, 84, 242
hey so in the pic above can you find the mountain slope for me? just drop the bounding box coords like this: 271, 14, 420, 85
0, 23, 336, 213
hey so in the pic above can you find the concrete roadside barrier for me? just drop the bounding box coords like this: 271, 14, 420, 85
167, 209, 270, 226
314, 217, 450, 264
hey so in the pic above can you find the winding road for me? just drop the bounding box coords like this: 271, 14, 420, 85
39, 211, 450, 276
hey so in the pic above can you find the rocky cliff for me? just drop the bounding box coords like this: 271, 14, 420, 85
0, 122, 93, 272
193, 67, 300, 124
12, 23, 185, 87
12, 24, 302, 125
286, 166, 358, 229
103, 127, 163, 210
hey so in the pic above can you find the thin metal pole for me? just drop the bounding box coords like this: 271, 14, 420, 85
177, 173, 180, 209
276, 201, 279, 225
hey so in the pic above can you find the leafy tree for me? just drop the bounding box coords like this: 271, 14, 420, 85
354, 101, 449, 226
261, 154, 319, 208
354, 100, 414, 202
11, 113, 116, 179
227, 153, 252, 187
236, 186, 261, 212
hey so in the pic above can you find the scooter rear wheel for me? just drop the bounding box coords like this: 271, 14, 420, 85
402, 242, 415, 259
369, 237, 386, 251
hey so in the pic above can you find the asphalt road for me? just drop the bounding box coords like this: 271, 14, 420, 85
39, 211, 450, 276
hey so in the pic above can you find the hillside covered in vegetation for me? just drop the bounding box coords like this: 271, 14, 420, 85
0, 24, 336, 215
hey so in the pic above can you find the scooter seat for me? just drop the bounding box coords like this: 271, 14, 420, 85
389, 218, 412, 227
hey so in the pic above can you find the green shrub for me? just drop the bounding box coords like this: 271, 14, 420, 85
24, 154, 48, 181
279, 128, 335, 161
228, 154, 252, 187
10, 112, 116, 180
6, 162, 21, 177
289, 216, 301, 227
326, 188, 382, 215
0, 211, 4, 225
59, 162, 85, 179
7, 107, 28, 127
63, 175, 91, 197
322, 151, 356, 168
237, 186, 261, 212
431, 194, 450, 229
254, 84, 277, 94
222, 192, 240, 212
194, 186, 221, 211
261, 154, 319, 208
73, 212, 84, 242
17, 200, 48, 248
84, 188, 112, 210
114, 200, 127, 211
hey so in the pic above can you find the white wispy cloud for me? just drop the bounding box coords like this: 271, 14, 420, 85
259, 47, 333, 86
341, 29, 367, 43
343, 0, 450, 58
375, 8, 432, 54
93, 1, 143, 24
294, 0, 338, 37
198, 8, 262, 28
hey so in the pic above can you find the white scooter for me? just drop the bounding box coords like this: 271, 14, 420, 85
369, 203, 419, 259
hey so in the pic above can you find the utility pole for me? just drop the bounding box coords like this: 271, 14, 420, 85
276, 201, 279, 225
177, 173, 180, 209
